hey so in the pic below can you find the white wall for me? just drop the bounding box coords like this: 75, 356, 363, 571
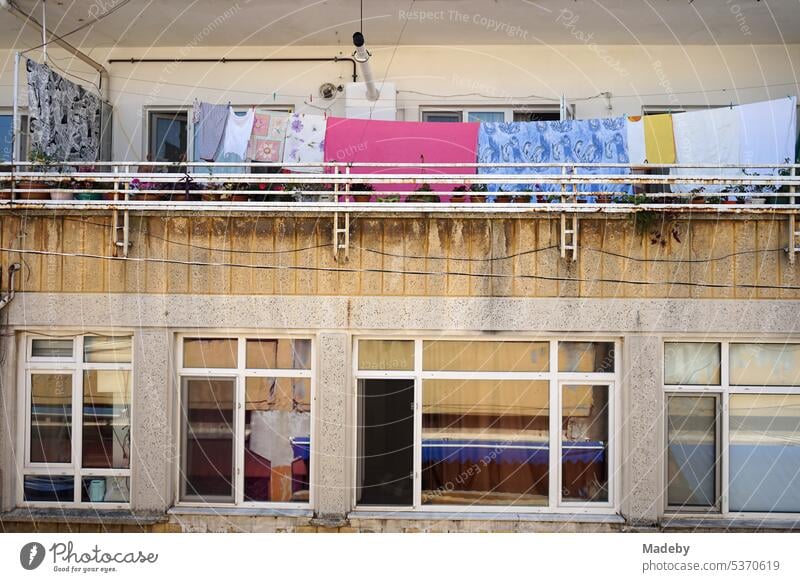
1, 43, 799, 160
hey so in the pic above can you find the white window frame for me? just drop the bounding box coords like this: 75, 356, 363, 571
17, 332, 133, 509
352, 336, 620, 514
174, 333, 315, 509
663, 338, 800, 519
0, 107, 30, 162
420, 105, 564, 123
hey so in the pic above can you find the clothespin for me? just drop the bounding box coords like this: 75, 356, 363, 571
273, 92, 276, 101
729, 102, 733, 109
309, 94, 313, 103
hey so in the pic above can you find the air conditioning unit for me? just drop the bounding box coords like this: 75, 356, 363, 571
344, 82, 397, 120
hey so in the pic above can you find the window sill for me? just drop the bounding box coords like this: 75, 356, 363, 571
348, 510, 624, 524
1, 508, 166, 526
661, 516, 800, 531
168, 507, 314, 518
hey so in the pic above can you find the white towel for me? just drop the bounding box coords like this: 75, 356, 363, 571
217, 108, 255, 161
626, 117, 646, 165
671, 107, 742, 194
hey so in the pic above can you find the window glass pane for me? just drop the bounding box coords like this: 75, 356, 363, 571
81, 476, 130, 503
513, 110, 560, 122
23, 475, 74, 502
30, 374, 72, 464
244, 377, 311, 502
730, 344, 800, 386
664, 343, 721, 385
558, 342, 615, 373
467, 111, 504, 123
667, 396, 718, 508
246, 339, 311, 370
84, 336, 132, 363
151, 112, 187, 163
31, 338, 73, 359
0, 114, 11, 161
181, 378, 235, 501
561, 385, 609, 502
357, 379, 415, 506
729, 394, 800, 512
422, 112, 461, 123
82, 370, 131, 469
358, 340, 414, 371
423, 340, 549, 372
422, 379, 549, 506
183, 338, 237, 368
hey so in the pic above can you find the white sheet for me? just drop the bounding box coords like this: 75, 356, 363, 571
738, 96, 797, 176
670, 106, 742, 194
626, 117, 646, 165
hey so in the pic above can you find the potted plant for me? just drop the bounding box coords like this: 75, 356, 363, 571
346, 182, 374, 203
407, 183, 438, 203
469, 183, 488, 203
0, 178, 9, 200
450, 185, 470, 203
19, 148, 57, 200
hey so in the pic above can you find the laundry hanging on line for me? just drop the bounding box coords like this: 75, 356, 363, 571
26, 59, 101, 162
323, 117, 480, 197
193, 101, 229, 162
282, 113, 326, 172
477, 118, 632, 197
247, 110, 290, 163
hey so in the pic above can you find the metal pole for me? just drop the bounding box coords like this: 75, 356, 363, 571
11, 51, 19, 200
41, 0, 47, 62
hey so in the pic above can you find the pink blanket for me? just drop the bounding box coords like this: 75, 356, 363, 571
324, 117, 479, 198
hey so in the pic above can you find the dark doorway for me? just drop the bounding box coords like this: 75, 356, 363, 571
357, 379, 415, 506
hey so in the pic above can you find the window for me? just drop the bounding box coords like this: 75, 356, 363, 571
178, 336, 312, 506
149, 110, 188, 163
664, 341, 800, 514
21, 334, 132, 507
355, 338, 617, 511
0, 112, 30, 162
421, 106, 561, 123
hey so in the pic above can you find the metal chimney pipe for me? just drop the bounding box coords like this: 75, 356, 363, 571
352, 32, 379, 102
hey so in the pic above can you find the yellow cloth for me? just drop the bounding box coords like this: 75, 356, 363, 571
644, 113, 676, 163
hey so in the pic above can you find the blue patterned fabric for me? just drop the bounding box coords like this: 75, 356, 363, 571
477, 118, 632, 198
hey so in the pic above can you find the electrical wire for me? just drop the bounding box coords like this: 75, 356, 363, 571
47, 215, 792, 265
20, 0, 133, 55
1, 246, 797, 291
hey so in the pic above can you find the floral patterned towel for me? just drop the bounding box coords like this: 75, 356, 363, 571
477, 118, 631, 196
247, 110, 289, 162
282, 113, 326, 172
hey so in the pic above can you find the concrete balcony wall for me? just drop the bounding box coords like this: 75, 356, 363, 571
0, 214, 795, 299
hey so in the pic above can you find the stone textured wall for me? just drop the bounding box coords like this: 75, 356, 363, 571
0, 214, 796, 299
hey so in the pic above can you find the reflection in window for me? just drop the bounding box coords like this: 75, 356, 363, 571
31, 338, 73, 359
423, 341, 549, 372
246, 339, 311, 370
561, 385, 609, 502
84, 336, 132, 363
181, 378, 235, 502
559, 342, 615, 373
667, 396, 718, 508
82, 370, 131, 469
358, 340, 414, 371
23, 475, 74, 503
729, 394, 800, 512
664, 343, 720, 385
81, 477, 130, 503
422, 379, 549, 506
30, 374, 72, 464
244, 377, 311, 503
729, 344, 800, 386
183, 338, 237, 368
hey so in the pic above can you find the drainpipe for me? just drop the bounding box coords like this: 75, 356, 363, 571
1, 0, 109, 100
0, 264, 22, 313
352, 32, 379, 101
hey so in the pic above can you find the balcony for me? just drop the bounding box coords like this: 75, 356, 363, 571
2, 161, 798, 214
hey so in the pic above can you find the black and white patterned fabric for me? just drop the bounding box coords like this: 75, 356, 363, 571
26, 59, 101, 162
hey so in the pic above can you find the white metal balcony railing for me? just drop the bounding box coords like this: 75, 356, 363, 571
0, 161, 798, 213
